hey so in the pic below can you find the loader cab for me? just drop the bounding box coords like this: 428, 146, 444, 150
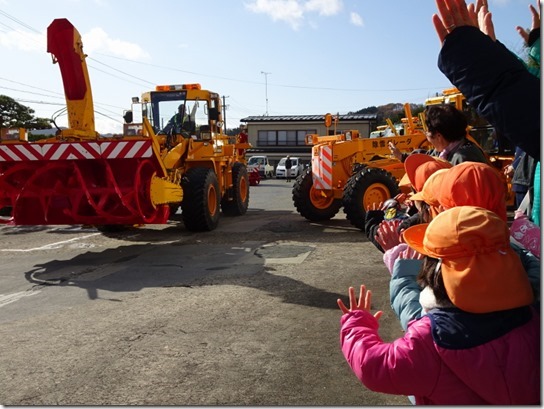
137, 84, 223, 141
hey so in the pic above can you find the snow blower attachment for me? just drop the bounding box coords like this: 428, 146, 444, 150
0, 18, 250, 231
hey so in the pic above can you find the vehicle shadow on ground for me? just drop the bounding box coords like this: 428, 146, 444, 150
23, 238, 346, 311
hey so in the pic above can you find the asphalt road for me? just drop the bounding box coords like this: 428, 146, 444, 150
0, 177, 407, 406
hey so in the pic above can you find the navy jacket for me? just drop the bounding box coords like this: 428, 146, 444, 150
438, 26, 540, 161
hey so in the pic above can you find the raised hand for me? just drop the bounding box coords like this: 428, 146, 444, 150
376, 219, 402, 251
337, 285, 383, 321
398, 246, 424, 261
366, 201, 383, 212
388, 142, 403, 161
432, 0, 478, 43
516, 0, 541, 44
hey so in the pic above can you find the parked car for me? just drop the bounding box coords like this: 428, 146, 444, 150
275, 157, 304, 179
247, 155, 274, 178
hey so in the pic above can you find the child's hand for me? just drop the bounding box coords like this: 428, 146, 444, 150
398, 246, 424, 260
337, 285, 383, 321
366, 201, 383, 212
376, 219, 402, 251
393, 193, 407, 204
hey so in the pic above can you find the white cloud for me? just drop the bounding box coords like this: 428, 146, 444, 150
0, 26, 150, 61
0, 31, 45, 52
245, 0, 343, 30
350, 12, 364, 27
305, 0, 342, 16
82, 27, 150, 61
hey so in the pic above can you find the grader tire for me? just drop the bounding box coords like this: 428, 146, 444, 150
221, 162, 250, 216
343, 167, 400, 231
182, 167, 220, 231
292, 168, 342, 221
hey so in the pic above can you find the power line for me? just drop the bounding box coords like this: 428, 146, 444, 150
96, 53, 449, 94
87, 57, 155, 87
0, 10, 41, 33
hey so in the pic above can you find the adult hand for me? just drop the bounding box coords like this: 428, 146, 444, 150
388, 142, 403, 161
376, 219, 402, 251
504, 164, 515, 178
432, 0, 478, 43
516, 0, 541, 44
337, 285, 383, 321
473, 0, 496, 41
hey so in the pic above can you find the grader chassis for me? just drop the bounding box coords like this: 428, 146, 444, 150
292, 108, 429, 230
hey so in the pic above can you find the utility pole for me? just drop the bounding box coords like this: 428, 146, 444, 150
222, 95, 229, 133
260, 71, 271, 116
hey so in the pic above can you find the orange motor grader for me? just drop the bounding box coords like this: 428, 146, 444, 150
0, 18, 250, 232
292, 107, 431, 230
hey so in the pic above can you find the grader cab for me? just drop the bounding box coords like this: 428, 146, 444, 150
0, 18, 250, 232
292, 108, 430, 230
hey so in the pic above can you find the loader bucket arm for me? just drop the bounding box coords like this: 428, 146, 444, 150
47, 18, 97, 138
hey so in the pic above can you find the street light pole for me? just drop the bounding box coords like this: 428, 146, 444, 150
260, 71, 271, 116
222, 95, 229, 134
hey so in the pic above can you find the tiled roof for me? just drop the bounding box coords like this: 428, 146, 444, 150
240, 113, 376, 122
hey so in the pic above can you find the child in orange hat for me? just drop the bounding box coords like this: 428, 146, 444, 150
339, 206, 539, 405
389, 162, 540, 330
367, 155, 452, 255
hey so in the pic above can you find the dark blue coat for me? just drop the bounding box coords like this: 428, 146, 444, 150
437, 26, 540, 161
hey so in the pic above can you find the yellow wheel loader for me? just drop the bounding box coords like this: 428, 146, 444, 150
0, 18, 251, 232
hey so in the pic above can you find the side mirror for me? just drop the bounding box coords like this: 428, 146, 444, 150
123, 110, 133, 124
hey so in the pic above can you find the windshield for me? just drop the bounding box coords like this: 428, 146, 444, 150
248, 157, 264, 165
149, 92, 209, 134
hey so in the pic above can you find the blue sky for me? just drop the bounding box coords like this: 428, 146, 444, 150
0, 0, 534, 133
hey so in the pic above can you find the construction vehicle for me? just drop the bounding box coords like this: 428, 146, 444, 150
292, 109, 430, 230
293, 88, 515, 230
0, 18, 251, 232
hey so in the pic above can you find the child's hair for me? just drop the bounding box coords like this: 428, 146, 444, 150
417, 256, 451, 305
419, 201, 432, 223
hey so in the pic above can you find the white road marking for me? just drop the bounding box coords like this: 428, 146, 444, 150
0, 233, 101, 252
0, 290, 40, 308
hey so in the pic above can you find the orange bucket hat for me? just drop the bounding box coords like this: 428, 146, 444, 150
402, 206, 533, 313
437, 161, 508, 221
410, 168, 449, 207
400, 154, 452, 192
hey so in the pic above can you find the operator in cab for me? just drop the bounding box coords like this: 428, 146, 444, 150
163, 104, 194, 136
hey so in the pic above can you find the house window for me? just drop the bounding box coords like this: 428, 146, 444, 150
257, 129, 316, 146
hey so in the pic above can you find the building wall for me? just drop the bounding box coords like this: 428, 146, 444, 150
243, 119, 374, 166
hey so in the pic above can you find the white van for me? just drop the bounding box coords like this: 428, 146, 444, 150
275, 157, 304, 179
247, 155, 274, 178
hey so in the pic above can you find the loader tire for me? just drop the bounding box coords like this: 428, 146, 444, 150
292, 167, 342, 221
343, 167, 400, 231
181, 167, 220, 231
221, 162, 249, 216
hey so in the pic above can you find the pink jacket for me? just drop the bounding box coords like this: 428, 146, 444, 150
340, 308, 540, 404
